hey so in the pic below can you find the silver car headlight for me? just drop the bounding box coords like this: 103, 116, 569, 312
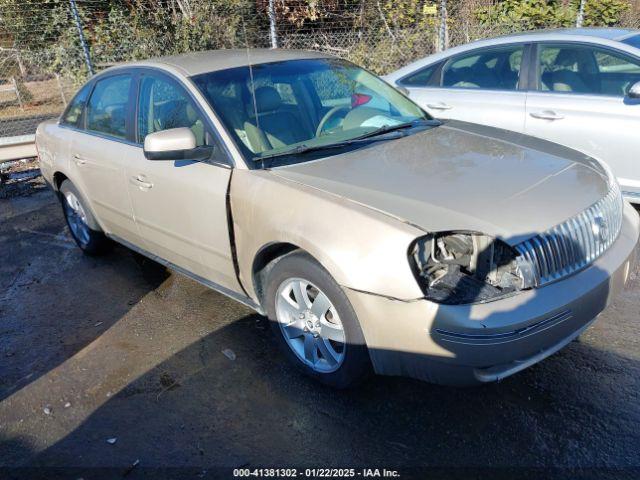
410, 232, 535, 305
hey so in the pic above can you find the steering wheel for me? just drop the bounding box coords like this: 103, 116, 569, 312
315, 106, 350, 137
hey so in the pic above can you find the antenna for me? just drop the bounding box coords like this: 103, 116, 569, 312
242, 18, 260, 132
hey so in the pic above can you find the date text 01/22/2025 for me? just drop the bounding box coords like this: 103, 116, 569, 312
232, 468, 401, 478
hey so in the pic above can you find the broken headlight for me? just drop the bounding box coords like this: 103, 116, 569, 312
410, 232, 535, 305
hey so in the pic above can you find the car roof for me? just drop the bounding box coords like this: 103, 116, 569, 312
120, 49, 333, 76
493, 27, 640, 41
384, 28, 640, 82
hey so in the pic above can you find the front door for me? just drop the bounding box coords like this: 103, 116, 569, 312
126, 71, 240, 291
525, 42, 640, 199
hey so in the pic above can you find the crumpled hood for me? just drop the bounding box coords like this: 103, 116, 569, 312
271, 120, 611, 245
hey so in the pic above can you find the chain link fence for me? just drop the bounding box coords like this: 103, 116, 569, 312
1, 0, 639, 147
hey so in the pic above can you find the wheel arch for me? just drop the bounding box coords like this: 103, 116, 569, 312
54, 174, 105, 232
251, 242, 304, 308
52, 171, 68, 191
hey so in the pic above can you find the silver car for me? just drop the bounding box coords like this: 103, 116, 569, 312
36, 50, 639, 388
384, 28, 640, 204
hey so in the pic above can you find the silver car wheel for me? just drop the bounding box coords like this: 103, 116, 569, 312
63, 191, 91, 247
275, 277, 346, 373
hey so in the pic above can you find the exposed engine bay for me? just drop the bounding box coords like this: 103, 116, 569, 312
412, 232, 529, 305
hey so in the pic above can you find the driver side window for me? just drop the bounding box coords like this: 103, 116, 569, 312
137, 74, 208, 147
537, 43, 640, 96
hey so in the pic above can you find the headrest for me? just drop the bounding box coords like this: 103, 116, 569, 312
254, 86, 282, 113
555, 50, 580, 68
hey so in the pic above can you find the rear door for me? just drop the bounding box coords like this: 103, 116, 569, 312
68, 72, 141, 244
525, 42, 640, 199
126, 70, 240, 290
400, 44, 529, 132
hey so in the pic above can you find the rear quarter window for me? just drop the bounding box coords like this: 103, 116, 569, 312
61, 83, 92, 128
399, 62, 441, 87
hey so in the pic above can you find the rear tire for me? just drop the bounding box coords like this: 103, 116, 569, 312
264, 251, 371, 388
59, 179, 111, 255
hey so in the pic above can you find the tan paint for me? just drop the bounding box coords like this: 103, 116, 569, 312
230, 168, 426, 302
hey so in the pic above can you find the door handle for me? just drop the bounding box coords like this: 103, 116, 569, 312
72, 153, 86, 165
426, 102, 453, 110
529, 110, 564, 121
130, 175, 153, 190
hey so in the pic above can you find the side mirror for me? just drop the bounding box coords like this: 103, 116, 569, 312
143, 127, 212, 161
626, 81, 640, 100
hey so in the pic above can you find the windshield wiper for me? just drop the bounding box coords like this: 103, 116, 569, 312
349, 118, 435, 141
253, 118, 437, 161
254, 139, 359, 161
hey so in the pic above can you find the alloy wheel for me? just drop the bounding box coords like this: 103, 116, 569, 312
275, 277, 346, 373
63, 191, 91, 247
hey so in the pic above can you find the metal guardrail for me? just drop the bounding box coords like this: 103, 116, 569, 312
0, 134, 37, 162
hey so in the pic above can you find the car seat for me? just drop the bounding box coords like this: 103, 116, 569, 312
244, 86, 308, 152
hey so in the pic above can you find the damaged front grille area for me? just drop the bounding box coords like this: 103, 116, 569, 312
411, 232, 526, 305
515, 182, 623, 287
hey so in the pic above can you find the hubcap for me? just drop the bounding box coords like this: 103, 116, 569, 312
63, 191, 90, 247
275, 278, 346, 373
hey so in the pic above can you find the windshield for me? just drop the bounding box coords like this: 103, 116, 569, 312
192, 58, 430, 164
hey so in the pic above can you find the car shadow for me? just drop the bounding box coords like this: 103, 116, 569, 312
0, 191, 170, 402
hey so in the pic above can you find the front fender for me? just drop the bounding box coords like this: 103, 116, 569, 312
231, 169, 425, 302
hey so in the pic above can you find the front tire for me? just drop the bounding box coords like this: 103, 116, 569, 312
265, 251, 371, 388
59, 180, 111, 255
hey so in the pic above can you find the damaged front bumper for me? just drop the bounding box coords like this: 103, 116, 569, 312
345, 203, 640, 386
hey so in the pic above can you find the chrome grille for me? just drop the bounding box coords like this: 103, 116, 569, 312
515, 183, 623, 287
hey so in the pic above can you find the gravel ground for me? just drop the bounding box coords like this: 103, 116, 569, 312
0, 157, 45, 199
0, 188, 639, 480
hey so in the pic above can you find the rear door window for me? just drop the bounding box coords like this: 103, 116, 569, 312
442, 45, 524, 91
86, 74, 132, 139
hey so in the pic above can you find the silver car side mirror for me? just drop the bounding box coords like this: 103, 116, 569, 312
143, 127, 212, 161
626, 81, 640, 100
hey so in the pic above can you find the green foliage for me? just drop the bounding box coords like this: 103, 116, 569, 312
380, 0, 438, 30
171, 1, 249, 52
580, 0, 630, 26
475, 0, 574, 30
476, 0, 630, 31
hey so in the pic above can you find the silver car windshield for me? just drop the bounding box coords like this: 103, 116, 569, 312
192, 58, 430, 164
